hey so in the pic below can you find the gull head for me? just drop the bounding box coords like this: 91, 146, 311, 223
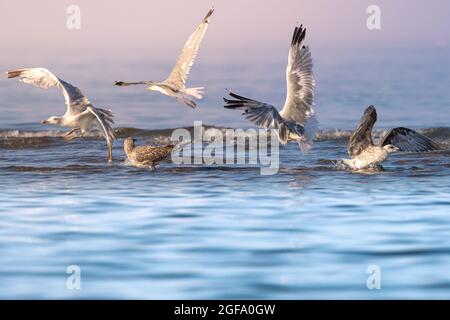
383, 144, 399, 153
124, 137, 137, 154
41, 116, 62, 125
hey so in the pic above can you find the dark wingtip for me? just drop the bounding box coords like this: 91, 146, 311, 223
366, 105, 376, 112
291, 24, 306, 46
114, 81, 123, 86
365, 105, 377, 121
223, 97, 236, 109
6, 70, 20, 79
203, 7, 214, 22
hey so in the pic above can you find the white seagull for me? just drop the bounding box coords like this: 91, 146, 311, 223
115, 8, 214, 109
224, 25, 316, 152
342, 105, 441, 170
6, 68, 115, 162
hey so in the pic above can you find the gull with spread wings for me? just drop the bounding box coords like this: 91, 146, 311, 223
224, 25, 316, 152
6, 68, 115, 162
341, 105, 441, 170
115, 8, 214, 109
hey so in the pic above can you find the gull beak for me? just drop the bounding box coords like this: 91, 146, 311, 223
41, 120, 47, 124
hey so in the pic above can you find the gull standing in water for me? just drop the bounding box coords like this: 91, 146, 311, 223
115, 8, 214, 109
223, 25, 316, 152
124, 137, 175, 170
341, 105, 441, 170
6, 68, 115, 162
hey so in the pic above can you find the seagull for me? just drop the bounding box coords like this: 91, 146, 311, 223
115, 8, 214, 109
6, 68, 115, 162
223, 24, 316, 152
341, 105, 441, 170
124, 137, 175, 169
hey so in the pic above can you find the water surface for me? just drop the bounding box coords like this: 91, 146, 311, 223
0, 48, 449, 299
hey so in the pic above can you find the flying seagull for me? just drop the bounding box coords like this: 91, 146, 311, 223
223, 25, 316, 152
124, 137, 175, 170
6, 68, 115, 162
115, 8, 214, 109
341, 105, 441, 170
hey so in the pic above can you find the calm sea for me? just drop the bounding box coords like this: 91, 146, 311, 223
0, 47, 449, 298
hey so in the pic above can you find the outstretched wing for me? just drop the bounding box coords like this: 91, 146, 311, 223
348, 106, 377, 157
380, 127, 442, 152
280, 25, 315, 127
6, 67, 89, 115
164, 8, 214, 89
85, 107, 115, 162
223, 91, 303, 144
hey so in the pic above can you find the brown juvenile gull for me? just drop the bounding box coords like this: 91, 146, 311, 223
341, 105, 441, 170
6, 68, 115, 162
124, 137, 175, 169
223, 24, 316, 152
115, 8, 214, 109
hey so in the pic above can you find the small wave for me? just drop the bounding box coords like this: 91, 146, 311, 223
420, 127, 450, 140
2, 164, 112, 173
0, 130, 97, 149
0, 129, 105, 139
1, 126, 449, 149
315, 129, 352, 141
317, 127, 450, 143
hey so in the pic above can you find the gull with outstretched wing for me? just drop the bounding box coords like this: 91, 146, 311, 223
115, 8, 214, 109
342, 105, 441, 170
224, 25, 316, 152
6, 68, 115, 162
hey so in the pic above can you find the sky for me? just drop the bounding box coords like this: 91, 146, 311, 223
0, 0, 449, 130
1, 0, 449, 51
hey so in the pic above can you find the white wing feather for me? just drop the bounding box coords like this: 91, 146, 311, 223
6, 67, 89, 115
279, 26, 316, 140
164, 8, 213, 89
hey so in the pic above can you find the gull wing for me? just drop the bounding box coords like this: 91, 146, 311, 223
85, 107, 115, 162
279, 25, 315, 127
134, 145, 174, 163
164, 8, 214, 89
380, 127, 442, 152
223, 91, 303, 144
348, 106, 377, 157
6, 67, 90, 115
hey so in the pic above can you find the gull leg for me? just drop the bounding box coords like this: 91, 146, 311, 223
64, 128, 81, 142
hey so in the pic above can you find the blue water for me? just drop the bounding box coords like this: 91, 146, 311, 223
0, 47, 449, 299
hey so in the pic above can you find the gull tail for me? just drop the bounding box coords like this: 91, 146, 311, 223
297, 113, 318, 153
170, 140, 193, 162
185, 87, 204, 99
6, 69, 26, 79
172, 139, 192, 152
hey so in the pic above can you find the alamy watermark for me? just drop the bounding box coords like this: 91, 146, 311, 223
366, 264, 381, 290
170, 121, 280, 175
366, 5, 381, 30
66, 265, 81, 290
66, 5, 81, 30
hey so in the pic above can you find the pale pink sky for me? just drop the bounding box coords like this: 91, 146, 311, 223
1, 0, 449, 50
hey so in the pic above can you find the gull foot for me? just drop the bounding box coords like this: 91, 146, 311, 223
64, 129, 81, 142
